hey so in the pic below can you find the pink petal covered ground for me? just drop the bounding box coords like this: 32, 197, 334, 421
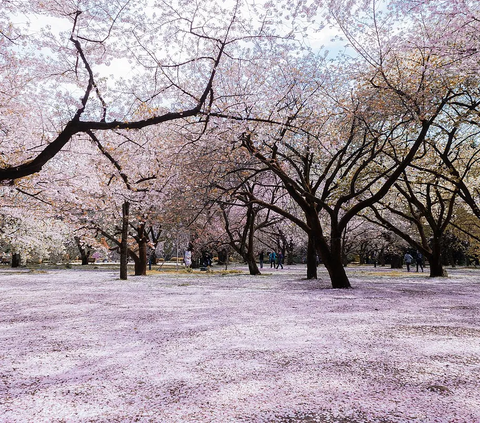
0, 265, 479, 422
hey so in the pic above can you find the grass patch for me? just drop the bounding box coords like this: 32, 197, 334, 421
361, 270, 426, 277
147, 268, 244, 276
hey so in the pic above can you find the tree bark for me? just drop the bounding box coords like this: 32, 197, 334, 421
247, 254, 261, 275
323, 258, 352, 289
137, 235, 148, 276
233, 241, 261, 275
217, 249, 227, 265
306, 234, 318, 279
322, 236, 352, 289
11, 253, 20, 268
74, 236, 90, 265
429, 241, 447, 277
120, 201, 130, 280
286, 241, 294, 265
429, 259, 447, 277
308, 216, 351, 288
131, 254, 142, 275
390, 255, 403, 269
246, 209, 261, 275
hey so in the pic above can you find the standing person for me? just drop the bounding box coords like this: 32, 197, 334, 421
416, 251, 424, 272
148, 251, 153, 271
404, 251, 413, 272
270, 251, 276, 268
259, 251, 264, 269
276, 251, 284, 269
184, 249, 192, 268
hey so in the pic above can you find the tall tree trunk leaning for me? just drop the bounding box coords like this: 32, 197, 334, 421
226, 229, 260, 275
308, 214, 351, 288
319, 234, 352, 289
120, 201, 130, 280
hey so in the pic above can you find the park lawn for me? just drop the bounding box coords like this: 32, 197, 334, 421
0, 265, 479, 422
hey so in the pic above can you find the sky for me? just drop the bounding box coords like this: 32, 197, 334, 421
8, 0, 347, 83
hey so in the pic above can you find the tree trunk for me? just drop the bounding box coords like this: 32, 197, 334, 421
429, 259, 447, 277
323, 258, 352, 289
120, 201, 130, 280
125, 248, 143, 276
247, 256, 261, 275
217, 249, 227, 265
390, 255, 403, 269
235, 246, 260, 276
286, 239, 294, 265
137, 237, 147, 276
323, 236, 351, 289
225, 247, 229, 271
306, 234, 317, 279
133, 255, 142, 275
429, 243, 447, 277
246, 211, 261, 275
74, 236, 90, 265
11, 253, 20, 268
359, 253, 366, 265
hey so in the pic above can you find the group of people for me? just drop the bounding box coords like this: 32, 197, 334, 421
259, 251, 284, 269
403, 251, 424, 272
182, 248, 422, 272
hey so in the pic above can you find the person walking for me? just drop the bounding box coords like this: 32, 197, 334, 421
276, 251, 284, 269
259, 251, 264, 269
404, 252, 413, 272
148, 251, 154, 270
269, 251, 276, 268
416, 251, 424, 272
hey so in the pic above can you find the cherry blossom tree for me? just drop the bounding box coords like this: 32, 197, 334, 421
0, 197, 73, 266
365, 166, 459, 277
221, 0, 480, 288
449, 205, 480, 265
6, 0, 480, 290
340, 217, 383, 266
1, 0, 311, 182
1, 1, 322, 277
217, 181, 286, 275
1, 114, 180, 276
